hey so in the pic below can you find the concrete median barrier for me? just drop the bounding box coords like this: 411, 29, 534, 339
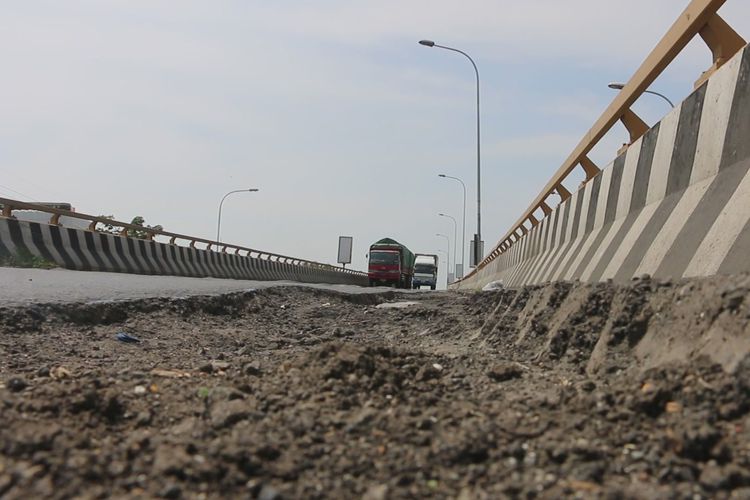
456, 44, 750, 290
0, 217, 368, 287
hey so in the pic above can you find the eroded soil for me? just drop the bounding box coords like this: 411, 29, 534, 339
2, 275, 750, 499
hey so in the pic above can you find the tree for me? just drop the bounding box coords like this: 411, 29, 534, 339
94, 215, 163, 239
97, 215, 118, 234
127, 216, 163, 239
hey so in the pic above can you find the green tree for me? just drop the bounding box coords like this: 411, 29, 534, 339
127, 216, 163, 239
97, 215, 118, 234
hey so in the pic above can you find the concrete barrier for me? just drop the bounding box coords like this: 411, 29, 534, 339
456, 44, 750, 290
0, 218, 368, 287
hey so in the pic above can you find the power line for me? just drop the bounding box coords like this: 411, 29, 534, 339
3, 173, 50, 199
0, 184, 40, 202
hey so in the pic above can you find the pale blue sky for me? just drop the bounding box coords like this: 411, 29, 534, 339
2, 1, 749, 281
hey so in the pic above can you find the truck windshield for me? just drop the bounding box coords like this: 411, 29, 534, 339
370, 251, 399, 265
415, 264, 435, 273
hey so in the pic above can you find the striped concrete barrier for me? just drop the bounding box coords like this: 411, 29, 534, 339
0, 217, 368, 287
456, 44, 750, 290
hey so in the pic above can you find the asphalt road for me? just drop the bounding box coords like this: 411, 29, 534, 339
0, 267, 407, 307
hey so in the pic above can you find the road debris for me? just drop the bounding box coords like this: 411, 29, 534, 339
115, 332, 141, 343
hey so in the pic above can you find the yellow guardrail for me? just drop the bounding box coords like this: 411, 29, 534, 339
0, 197, 366, 276
463, 0, 745, 280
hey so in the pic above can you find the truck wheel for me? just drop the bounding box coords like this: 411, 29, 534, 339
430, 285, 436, 290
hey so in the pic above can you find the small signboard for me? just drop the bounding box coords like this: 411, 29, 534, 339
337, 236, 353, 266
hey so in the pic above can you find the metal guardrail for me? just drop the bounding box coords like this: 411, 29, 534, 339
0, 197, 367, 277
460, 0, 746, 282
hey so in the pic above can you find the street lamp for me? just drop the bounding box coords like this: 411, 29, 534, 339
436, 233, 451, 284
217, 188, 259, 244
438, 174, 466, 277
438, 213, 457, 278
420, 39, 482, 267
607, 82, 675, 108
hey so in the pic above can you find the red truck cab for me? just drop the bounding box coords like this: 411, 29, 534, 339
368, 248, 401, 286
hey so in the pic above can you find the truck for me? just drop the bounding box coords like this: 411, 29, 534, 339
412, 254, 438, 290
367, 238, 416, 288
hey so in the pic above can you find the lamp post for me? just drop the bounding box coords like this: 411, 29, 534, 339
438, 174, 466, 277
420, 39, 482, 267
217, 188, 259, 244
607, 82, 675, 108
436, 233, 451, 284
438, 213, 457, 278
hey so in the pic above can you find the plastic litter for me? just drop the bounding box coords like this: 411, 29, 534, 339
482, 280, 505, 291
116, 332, 141, 343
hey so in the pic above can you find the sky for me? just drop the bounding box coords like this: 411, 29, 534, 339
2, 1, 749, 285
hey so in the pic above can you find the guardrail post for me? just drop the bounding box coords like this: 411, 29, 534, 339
528, 214, 539, 227
2, 204, 13, 218
619, 109, 649, 144
580, 156, 601, 181
49, 214, 61, 226
556, 184, 572, 202
696, 13, 746, 88
540, 202, 552, 216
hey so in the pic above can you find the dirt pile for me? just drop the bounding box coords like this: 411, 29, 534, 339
1, 274, 750, 498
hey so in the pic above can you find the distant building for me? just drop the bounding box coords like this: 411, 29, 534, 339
0, 202, 75, 212
12, 211, 90, 230
33, 202, 75, 212
0, 202, 89, 230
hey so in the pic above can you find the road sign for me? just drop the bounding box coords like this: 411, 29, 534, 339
337, 236, 353, 266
